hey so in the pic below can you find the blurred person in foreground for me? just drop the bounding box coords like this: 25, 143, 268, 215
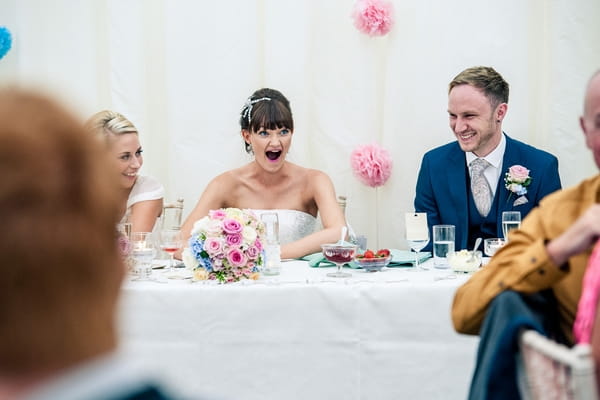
0, 89, 179, 399
452, 70, 600, 399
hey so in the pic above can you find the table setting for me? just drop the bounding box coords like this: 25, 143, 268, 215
119, 243, 480, 399
117, 210, 486, 399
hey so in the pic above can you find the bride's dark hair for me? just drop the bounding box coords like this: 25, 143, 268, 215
239, 88, 294, 154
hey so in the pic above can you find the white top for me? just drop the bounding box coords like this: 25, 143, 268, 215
121, 175, 164, 224
251, 209, 317, 245
465, 133, 506, 196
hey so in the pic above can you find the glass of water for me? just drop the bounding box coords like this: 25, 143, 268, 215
502, 211, 521, 241
130, 232, 156, 281
433, 225, 455, 269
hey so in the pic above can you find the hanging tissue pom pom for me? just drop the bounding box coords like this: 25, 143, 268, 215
350, 143, 393, 187
351, 0, 394, 37
0, 27, 12, 60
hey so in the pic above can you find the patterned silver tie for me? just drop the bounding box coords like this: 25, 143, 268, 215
470, 158, 492, 217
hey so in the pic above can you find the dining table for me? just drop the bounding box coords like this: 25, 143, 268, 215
118, 258, 480, 400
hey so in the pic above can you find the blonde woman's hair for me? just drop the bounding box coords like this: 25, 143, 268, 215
85, 110, 138, 145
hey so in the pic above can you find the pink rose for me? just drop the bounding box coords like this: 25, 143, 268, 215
227, 248, 247, 267
209, 209, 227, 220
508, 165, 530, 183
226, 233, 243, 246
222, 218, 243, 234
246, 245, 259, 260
204, 237, 224, 257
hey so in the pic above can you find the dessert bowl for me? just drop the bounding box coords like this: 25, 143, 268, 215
448, 250, 482, 273
354, 255, 392, 272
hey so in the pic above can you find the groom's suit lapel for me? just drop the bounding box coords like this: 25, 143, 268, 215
446, 144, 469, 248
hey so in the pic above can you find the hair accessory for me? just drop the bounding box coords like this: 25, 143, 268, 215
242, 97, 271, 124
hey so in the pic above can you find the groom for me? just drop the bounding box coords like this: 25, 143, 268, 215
414, 66, 562, 251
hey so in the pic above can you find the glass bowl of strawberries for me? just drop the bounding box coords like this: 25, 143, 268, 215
354, 249, 392, 272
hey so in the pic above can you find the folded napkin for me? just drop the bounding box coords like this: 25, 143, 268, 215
303, 249, 431, 269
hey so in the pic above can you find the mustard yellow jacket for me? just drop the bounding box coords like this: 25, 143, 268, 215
452, 174, 600, 343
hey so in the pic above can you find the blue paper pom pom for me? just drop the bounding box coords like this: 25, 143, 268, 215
0, 26, 13, 60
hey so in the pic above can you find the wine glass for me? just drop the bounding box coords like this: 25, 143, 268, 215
405, 212, 430, 270
502, 211, 521, 241
160, 229, 183, 273
408, 234, 430, 270
321, 243, 357, 278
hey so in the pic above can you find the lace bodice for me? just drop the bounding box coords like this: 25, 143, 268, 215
252, 209, 317, 245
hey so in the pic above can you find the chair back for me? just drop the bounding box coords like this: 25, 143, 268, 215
161, 198, 184, 230
518, 329, 598, 400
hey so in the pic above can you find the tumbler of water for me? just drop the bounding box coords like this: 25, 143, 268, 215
131, 232, 155, 280
433, 225, 455, 269
261, 212, 281, 276
502, 211, 521, 241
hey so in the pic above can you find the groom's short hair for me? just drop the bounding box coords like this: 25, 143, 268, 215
449, 66, 510, 109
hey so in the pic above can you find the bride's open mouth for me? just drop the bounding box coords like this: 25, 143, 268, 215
266, 150, 282, 161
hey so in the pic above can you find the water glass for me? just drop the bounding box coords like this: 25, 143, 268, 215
131, 232, 155, 280
433, 225, 455, 269
484, 238, 506, 257
502, 211, 521, 241
261, 212, 281, 275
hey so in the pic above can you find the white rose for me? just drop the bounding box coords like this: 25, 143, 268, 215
191, 216, 210, 236
225, 208, 244, 220
181, 247, 200, 270
206, 219, 224, 235
242, 226, 257, 244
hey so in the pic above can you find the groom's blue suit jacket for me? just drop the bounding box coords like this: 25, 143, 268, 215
414, 134, 561, 251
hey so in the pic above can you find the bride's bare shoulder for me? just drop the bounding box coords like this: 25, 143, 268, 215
210, 166, 249, 186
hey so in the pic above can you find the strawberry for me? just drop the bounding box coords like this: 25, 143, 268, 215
363, 250, 375, 258
376, 249, 390, 258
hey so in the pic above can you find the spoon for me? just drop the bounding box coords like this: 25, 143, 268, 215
469, 237, 482, 262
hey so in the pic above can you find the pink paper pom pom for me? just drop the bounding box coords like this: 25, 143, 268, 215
351, 0, 394, 37
350, 143, 393, 187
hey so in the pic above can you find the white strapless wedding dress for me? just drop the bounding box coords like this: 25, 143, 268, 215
252, 209, 317, 245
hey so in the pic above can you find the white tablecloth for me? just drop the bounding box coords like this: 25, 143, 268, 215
118, 259, 480, 400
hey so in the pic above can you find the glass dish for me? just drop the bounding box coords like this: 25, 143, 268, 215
354, 255, 392, 272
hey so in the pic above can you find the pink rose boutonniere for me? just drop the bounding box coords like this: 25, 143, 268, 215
504, 165, 532, 205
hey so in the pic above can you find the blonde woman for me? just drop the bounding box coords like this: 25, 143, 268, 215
86, 111, 164, 232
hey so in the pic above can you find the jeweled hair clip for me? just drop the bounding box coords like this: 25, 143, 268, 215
242, 96, 271, 124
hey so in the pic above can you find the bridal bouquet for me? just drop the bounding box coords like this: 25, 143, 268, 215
183, 208, 265, 283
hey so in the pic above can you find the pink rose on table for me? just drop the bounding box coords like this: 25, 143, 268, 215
204, 237, 223, 257
208, 209, 227, 220
227, 248, 247, 267
508, 165, 530, 183
226, 233, 243, 247
222, 218, 243, 234
246, 244, 260, 260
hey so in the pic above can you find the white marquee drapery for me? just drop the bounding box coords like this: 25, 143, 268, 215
1, 0, 599, 249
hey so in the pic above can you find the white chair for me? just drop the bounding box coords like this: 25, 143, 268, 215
518, 329, 599, 400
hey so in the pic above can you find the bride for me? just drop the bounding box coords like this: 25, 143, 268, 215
180, 88, 346, 259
